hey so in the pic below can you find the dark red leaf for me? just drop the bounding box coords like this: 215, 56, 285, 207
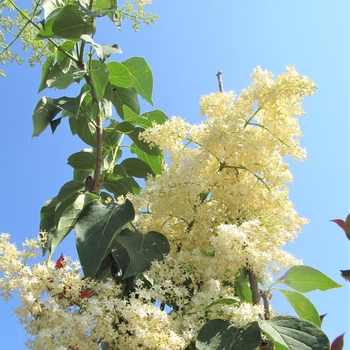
55, 254, 65, 269
319, 314, 327, 324
330, 219, 345, 231
331, 333, 345, 350
79, 289, 93, 299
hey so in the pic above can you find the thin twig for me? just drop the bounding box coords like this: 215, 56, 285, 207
216, 71, 223, 92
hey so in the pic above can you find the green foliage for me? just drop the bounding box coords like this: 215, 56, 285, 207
196, 320, 261, 350
1, 1, 344, 349
259, 316, 330, 350
277, 266, 343, 293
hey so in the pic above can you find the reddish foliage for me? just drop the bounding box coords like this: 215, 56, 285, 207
330, 219, 345, 231
55, 254, 65, 269
331, 333, 344, 350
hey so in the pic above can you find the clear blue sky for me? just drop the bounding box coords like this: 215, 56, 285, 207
0, 1, 348, 348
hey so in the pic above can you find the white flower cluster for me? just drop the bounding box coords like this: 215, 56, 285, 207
0, 66, 316, 348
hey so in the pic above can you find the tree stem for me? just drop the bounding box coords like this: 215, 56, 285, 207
247, 268, 260, 305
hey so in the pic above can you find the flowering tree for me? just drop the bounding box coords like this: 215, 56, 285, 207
0, 1, 344, 349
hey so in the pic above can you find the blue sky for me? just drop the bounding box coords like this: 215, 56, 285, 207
0, 0, 348, 348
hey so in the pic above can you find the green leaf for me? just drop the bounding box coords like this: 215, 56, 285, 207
129, 127, 160, 156
81, 34, 121, 62
56, 40, 76, 74
130, 143, 163, 175
102, 126, 121, 147
57, 180, 85, 202
54, 191, 81, 226
205, 297, 240, 310
345, 213, 350, 240
121, 158, 154, 178
89, 63, 110, 101
122, 57, 153, 105
112, 165, 127, 177
115, 121, 134, 133
49, 193, 98, 258
196, 320, 261, 350
278, 266, 343, 293
116, 229, 170, 279
277, 290, 321, 327
110, 85, 140, 119
234, 280, 253, 303
67, 150, 96, 170
258, 316, 330, 350
39, 5, 95, 39
38, 53, 56, 92
45, 62, 78, 90
75, 199, 135, 278
50, 117, 61, 133
76, 110, 97, 146
32, 97, 61, 137
104, 177, 141, 197
40, 196, 58, 232
42, 0, 64, 19
107, 62, 133, 88
124, 106, 168, 128
53, 95, 81, 117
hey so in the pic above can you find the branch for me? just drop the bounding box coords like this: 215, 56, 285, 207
216, 71, 223, 92
247, 268, 260, 305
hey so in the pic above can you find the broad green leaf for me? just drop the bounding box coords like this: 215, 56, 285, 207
45, 62, 77, 90
56, 40, 76, 74
205, 297, 240, 310
110, 85, 140, 119
50, 117, 61, 133
345, 213, 350, 239
104, 177, 140, 197
121, 158, 154, 178
123, 105, 168, 128
40, 196, 58, 232
81, 35, 121, 62
278, 266, 343, 293
73, 169, 93, 182
122, 57, 153, 105
130, 143, 163, 175
42, 0, 64, 19
32, 97, 61, 137
196, 320, 261, 350
68, 150, 96, 170
277, 290, 321, 327
57, 180, 85, 202
38, 53, 56, 92
116, 228, 170, 279
54, 191, 81, 226
102, 127, 121, 147
113, 165, 127, 177
94, 0, 116, 11
89, 63, 110, 101
50, 193, 97, 258
39, 5, 96, 39
234, 280, 253, 303
129, 127, 160, 156
99, 95, 113, 121
76, 111, 97, 146
107, 61, 133, 88
115, 121, 134, 133
75, 199, 135, 278
258, 316, 330, 350
53, 95, 81, 117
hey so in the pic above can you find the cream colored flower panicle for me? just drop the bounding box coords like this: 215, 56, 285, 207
0, 66, 316, 349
